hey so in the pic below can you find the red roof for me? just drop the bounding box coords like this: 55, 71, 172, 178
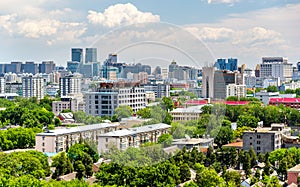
225, 101, 250, 105
269, 98, 300, 103
222, 141, 243, 148
185, 100, 208, 105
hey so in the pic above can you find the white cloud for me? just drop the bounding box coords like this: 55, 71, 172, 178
87, 3, 160, 28
0, 14, 16, 34
232, 27, 284, 46
17, 19, 59, 38
186, 27, 234, 42
207, 0, 239, 4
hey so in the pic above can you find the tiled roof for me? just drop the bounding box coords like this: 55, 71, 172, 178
269, 97, 300, 103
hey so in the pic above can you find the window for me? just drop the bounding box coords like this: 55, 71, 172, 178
250, 143, 252, 146
257, 135, 261, 139
42, 136, 45, 140
250, 137, 252, 140
257, 141, 261, 145
257, 146, 261, 151
42, 143, 45, 146
42, 148, 45, 152
106, 138, 108, 142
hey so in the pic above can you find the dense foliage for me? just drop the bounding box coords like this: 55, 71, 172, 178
0, 127, 38, 151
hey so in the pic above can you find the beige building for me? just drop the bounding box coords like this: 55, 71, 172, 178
35, 123, 119, 154
226, 84, 246, 98
98, 123, 171, 153
170, 105, 203, 121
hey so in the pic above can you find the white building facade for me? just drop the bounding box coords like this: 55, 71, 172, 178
226, 84, 246, 98
22, 73, 46, 100
85, 83, 146, 117
98, 123, 171, 153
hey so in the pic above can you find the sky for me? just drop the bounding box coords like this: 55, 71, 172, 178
0, 0, 299, 68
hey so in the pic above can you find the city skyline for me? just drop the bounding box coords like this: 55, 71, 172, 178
0, 1, 299, 68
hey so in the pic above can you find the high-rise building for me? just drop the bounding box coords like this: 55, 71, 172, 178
102, 54, 123, 79
297, 62, 300, 72
0, 77, 5, 94
85, 48, 97, 63
260, 57, 292, 82
214, 58, 238, 71
39, 61, 56, 74
143, 83, 169, 98
59, 73, 82, 97
202, 67, 215, 98
22, 74, 46, 100
214, 59, 226, 70
227, 58, 238, 71
21, 62, 38, 74
67, 61, 80, 73
71, 48, 83, 63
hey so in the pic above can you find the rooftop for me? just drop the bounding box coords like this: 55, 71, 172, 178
172, 138, 214, 145
288, 164, 300, 172
171, 105, 203, 113
269, 97, 300, 103
99, 123, 171, 137
222, 141, 243, 148
36, 123, 119, 136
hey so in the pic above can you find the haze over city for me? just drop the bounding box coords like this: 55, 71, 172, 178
0, 0, 299, 68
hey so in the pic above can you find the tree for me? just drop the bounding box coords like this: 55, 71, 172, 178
51, 152, 73, 179
196, 168, 225, 187
234, 126, 252, 138
277, 157, 288, 180
249, 147, 257, 167
157, 134, 173, 147
114, 105, 133, 120
162, 97, 174, 111
242, 152, 252, 177
267, 86, 278, 92
223, 170, 242, 187
183, 181, 198, 187
215, 126, 234, 147
74, 160, 85, 179
136, 107, 151, 118
237, 115, 259, 128
179, 163, 191, 183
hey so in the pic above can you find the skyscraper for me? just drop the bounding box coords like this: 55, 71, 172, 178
227, 58, 238, 71
214, 59, 226, 70
67, 61, 80, 73
214, 58, 238, 71
59, 73, 82, 97
22, 74, 46, 100
71, 48, 83, 63
85, 48, 97, 63
39, 61, 56, 74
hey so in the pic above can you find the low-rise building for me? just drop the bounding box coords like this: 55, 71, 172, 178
255, 90, 279, 105
243, 124, 291, 154
288, 164, 300, 186
170, 105, 203, 121
98, 123, 170, 153
172, 138, 214, 151
269, 98, 300, 110
35, 123, 119, 154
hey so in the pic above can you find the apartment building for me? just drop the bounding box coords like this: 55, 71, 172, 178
85, 82, 146, 117
243, 124, 291, 154
22, 73, 46, 100
35, 123, 119, 154
226, 84, 246, 98
98, 123, 171, 153
170, 105, 203, 121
